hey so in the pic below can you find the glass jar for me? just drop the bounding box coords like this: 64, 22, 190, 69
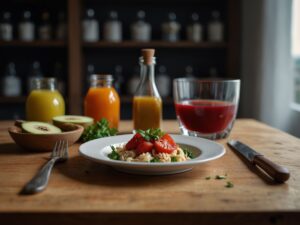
84, 74, 120, 129
133, 49, 162, 130
26, 78, 65, 122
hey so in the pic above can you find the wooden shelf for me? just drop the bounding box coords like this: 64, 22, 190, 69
83, 41, 228, 49
121, 96, 174, 104
0, 40, 67, 48
0, 96, 26, 104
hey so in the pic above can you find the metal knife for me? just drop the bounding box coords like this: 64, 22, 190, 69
228, 140, 290, 183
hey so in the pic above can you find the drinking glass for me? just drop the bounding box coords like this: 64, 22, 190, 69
173, 78, 240, 139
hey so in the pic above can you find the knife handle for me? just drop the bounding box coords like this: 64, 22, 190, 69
253, 155, 290, 182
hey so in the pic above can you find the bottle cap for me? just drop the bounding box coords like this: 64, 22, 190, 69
141, 49, 155, 65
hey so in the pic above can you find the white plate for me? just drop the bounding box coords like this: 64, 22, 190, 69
79, 134, 225, 175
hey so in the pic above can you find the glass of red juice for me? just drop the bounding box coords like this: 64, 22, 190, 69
173, 78, 240, 139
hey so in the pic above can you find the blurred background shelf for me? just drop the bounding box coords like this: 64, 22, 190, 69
0, 96, 26, 104
0, 40, 67, 48
83, 41, 228, 49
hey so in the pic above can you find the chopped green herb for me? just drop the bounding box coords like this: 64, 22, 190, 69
171, 157, 177, 162
81, 119, 118, 142
205, 176, 211, 180
215, 175, 227, 180
136, 128, 165, 141
150, 157, 160, 163
182, 147, 194, 159
225, 181, 234, 188
108, 146, 120, 160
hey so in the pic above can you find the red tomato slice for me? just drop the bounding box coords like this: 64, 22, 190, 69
136, 141, 154, 155
154, 138, 177, 154
125, 133, 144, 150
161, 134, 176, 147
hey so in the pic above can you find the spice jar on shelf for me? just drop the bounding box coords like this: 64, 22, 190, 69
162, 12, 181, 42
103, 11, 122, 42
186, 13, 203, 42
27, 61, 44, 93
133, 49, 162, 130
208, 10, 224, 42
127, 67, 140, 96
56, 12, 67, 40
130, 10, 151, 42
156, 65, 171, 97
38, 12, 52, 40
82, 9, 99, 42
185, 66, 195, 78
0, 11, 13, 41
19, 10, 35, 41
1, 62, 21, 97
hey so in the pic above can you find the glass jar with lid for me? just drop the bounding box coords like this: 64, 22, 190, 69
26, 78, 65, 122
84, 74, 120, 129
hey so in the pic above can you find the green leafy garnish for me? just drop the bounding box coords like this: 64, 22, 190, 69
205, 176, 211, 180
108, 146, 120, 160
215, 175, 227, 180
81, 119, 118, 142
182, 147, 194, 159
171, 157, 177, 162
150, 157, 160, 163
136, 128, 165, 141
225, 181, 234, 188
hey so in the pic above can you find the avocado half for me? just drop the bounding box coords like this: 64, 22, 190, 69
22, 122, 62, 134
52, 115, 94, 128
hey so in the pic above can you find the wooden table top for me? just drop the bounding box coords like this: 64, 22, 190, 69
0, 119, 299, 225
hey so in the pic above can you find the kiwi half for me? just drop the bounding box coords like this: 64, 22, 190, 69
53, 115, 93, 128
22, 122, 62, 134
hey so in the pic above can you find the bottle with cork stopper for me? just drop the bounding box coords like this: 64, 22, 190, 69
133, 48, 162, 130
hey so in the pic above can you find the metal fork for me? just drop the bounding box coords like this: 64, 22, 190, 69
21, 140, 68, 195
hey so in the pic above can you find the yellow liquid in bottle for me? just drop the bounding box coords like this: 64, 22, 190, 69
26, 90, 65, 122
133, 96, 162, 130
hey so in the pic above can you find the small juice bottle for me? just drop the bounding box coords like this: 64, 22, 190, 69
26, 78, 65, 122
133, 49, 162, 130
84, 74, 120, 129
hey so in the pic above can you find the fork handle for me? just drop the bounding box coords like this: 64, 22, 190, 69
21, 158, 58, 194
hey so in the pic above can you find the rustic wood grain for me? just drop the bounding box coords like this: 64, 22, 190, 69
0, 119, 299, 225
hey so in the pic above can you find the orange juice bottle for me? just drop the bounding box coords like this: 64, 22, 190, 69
84, 74, 120, 129
26, 78, 65, 122
133, 49, 162, 130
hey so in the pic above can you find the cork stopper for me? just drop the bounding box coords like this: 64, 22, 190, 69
141, 49, 155, 65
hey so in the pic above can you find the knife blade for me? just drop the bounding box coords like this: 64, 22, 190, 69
228, 140, 290, 183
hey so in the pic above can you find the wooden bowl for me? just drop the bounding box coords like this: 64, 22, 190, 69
8, 124, 84, 152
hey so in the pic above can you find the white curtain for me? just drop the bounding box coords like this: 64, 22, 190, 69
240, 0, 298, 135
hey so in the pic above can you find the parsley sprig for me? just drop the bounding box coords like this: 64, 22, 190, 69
136, 128, 165, 141
182, 147, 194, 159
81, 119, 118, 142
108, 146, 120, 160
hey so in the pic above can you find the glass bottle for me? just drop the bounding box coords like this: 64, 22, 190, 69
208, 10, 224, 42
2, 62, 21, 97
19, 10, 35, 41
186, 13, 203, 42
56, 12, 67, 40
103, 11, 122, 42
130, 10, 151, 42
0, 11, 13, 41
27, 61, 43, 93
156, 65, 171, 97
162, 12, 181, 42
84, 74, 120, 129
82, 9, 99, 42
39, 12, 52, 40
133, 49, 162, 130
26, 78, 65, 122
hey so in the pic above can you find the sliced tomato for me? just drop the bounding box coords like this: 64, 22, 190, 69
161, 134, 176, 147
125, 133, 144, 150
154, 138, 177, 154
136, 141, 154, 155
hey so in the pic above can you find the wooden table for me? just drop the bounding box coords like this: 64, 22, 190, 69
0, 119, 299, 225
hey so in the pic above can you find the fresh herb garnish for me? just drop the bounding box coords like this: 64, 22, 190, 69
150, 157, 160, 163
225, 181, 234, 188
182, 147, 194, 159
136, 128, 165, 141
81, 119, 118, 142
108, 146, 120, 160
205, 176, 211, 180
171, 156, 177, 162
215, 175, 227, 180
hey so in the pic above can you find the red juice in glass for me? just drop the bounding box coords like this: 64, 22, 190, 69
175, 100, 237, 134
